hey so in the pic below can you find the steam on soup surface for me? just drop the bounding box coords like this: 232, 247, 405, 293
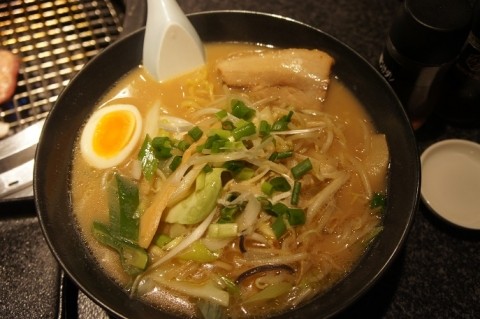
72, 42, 389, 318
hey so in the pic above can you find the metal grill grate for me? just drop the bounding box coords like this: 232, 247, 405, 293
0, 0, 125, 136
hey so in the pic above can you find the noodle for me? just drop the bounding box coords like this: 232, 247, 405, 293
71, 43, 389, 319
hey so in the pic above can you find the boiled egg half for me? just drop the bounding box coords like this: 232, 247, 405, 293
80, 104, 143, 169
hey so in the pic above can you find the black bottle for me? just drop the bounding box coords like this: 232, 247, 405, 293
433, 0, 480, 127
378, 0, 472, 129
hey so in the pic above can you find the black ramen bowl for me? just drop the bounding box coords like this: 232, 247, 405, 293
34, 11, 420, 319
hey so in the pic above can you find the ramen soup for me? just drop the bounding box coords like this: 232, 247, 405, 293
72, 42, 389, 318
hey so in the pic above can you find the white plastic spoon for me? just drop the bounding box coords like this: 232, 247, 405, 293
143, 0, 205, 82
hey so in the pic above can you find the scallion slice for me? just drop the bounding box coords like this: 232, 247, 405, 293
269, 150, 294, 161
188, 126, 203, 141
232, 122, 256, 140
269, 176, 291, 192
231, 99, 256, 120
291, 181, 301, 205
291, 158, 313, 179
271, 216, 287, 238
271, 110, 294, 131
169, 155, 182, 171
259, 120, 271, 137
287, 208, 306, 225
215, 109, 228, 120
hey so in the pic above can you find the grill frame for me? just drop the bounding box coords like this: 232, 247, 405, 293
0, 0, 130, 136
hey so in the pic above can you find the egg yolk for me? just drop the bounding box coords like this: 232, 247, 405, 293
92, 111, 136, 158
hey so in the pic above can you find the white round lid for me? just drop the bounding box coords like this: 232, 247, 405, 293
420, 139, 480, 230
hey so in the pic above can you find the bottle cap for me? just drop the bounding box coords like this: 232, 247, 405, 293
389, 0, 472, 65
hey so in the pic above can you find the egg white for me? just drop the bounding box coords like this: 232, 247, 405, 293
80, 104, 143, 169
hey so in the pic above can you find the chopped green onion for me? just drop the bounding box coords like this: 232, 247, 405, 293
269, 177, 291, 192
235, 119, 250, 128
266, 202, 305, 237
291, 181, 301, 205
218, 205, 240, 223
176, 140, 190, 152
215, 109, 228, 120
151, 136, 179, 158
235, 167, 255, 181
271, 216, 287, 238
231, 99, 256, 120
169, 155, 182, 171
287, 208, 306, 225
188, 126, 203, 141
223, 160, 246, 174
291, 158, 313, 179
261, 177, 291, 196
257, 197, 272, 211
211, 139, 226, 153
269, 150, 294, 161
202, 164, 213, 173
151, 136, 171, 149
270, 202, 290, 217
259, 120, 271, 137
204, 134, 223, 150
261, 181, 274, 196
370, 192, 387, 212
271, 110, 294, 131
224, 141, 246, 151
232, 122, 256, 140
154, 234, 173, 248
209, 129, 231, 140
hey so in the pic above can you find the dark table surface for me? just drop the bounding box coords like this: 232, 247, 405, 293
1, 0, 479, 318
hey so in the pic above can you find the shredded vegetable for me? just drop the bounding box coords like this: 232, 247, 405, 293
84, 59, 388, 317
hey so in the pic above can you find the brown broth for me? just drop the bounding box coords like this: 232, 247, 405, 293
71, 42, 387, 318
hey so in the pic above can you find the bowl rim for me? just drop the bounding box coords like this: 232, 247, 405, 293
34, 10, 420, 319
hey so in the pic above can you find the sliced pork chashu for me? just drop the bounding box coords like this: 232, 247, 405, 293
216, 49, 335, 108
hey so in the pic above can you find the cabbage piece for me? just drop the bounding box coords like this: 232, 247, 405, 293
165, 168, 224, 224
